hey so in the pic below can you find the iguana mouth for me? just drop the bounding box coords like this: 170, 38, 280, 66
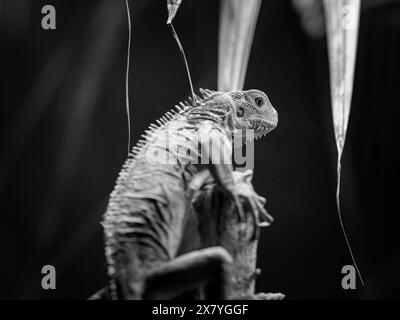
251, 118, 277, 139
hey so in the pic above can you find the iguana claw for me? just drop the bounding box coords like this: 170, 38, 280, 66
229, 171, 274, 240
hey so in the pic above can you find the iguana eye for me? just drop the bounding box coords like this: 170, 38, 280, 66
236, 107, 244, 117
255, 97, 263, 107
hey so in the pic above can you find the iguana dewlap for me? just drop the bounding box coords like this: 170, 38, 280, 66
101, 89, 278, 299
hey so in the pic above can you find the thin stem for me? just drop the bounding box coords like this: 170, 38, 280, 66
125, 0, 132, 154
336, 153, 365, 286
169, 23, 196, 105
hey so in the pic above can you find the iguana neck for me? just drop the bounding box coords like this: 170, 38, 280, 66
185, 103, 234, 136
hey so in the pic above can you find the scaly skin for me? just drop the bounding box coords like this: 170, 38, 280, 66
101, 89, 278, 299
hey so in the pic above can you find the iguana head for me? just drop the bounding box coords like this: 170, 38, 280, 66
198, 88, 278, 140
229, 89, 278, 140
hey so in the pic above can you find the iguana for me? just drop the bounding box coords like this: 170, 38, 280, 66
98, 89, 278, 300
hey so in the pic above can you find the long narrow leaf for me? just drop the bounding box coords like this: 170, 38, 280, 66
323, 0, 362, 284
218, 0, 261, 91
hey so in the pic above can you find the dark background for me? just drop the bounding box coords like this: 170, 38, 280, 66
0, 0, 399, 299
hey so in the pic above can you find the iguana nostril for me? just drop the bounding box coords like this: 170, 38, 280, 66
237, 107, 245, 117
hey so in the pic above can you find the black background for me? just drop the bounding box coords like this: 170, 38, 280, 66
0, 0, 399, 299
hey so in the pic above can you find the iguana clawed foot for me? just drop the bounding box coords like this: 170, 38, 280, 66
227, 170, 274, 239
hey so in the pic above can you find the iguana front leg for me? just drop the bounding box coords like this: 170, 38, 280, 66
199, 126, 273, 234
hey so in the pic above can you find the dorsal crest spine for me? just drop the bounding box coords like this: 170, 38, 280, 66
124, 89, 218, 165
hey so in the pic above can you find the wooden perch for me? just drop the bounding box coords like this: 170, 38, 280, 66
192, 171, 284, 300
